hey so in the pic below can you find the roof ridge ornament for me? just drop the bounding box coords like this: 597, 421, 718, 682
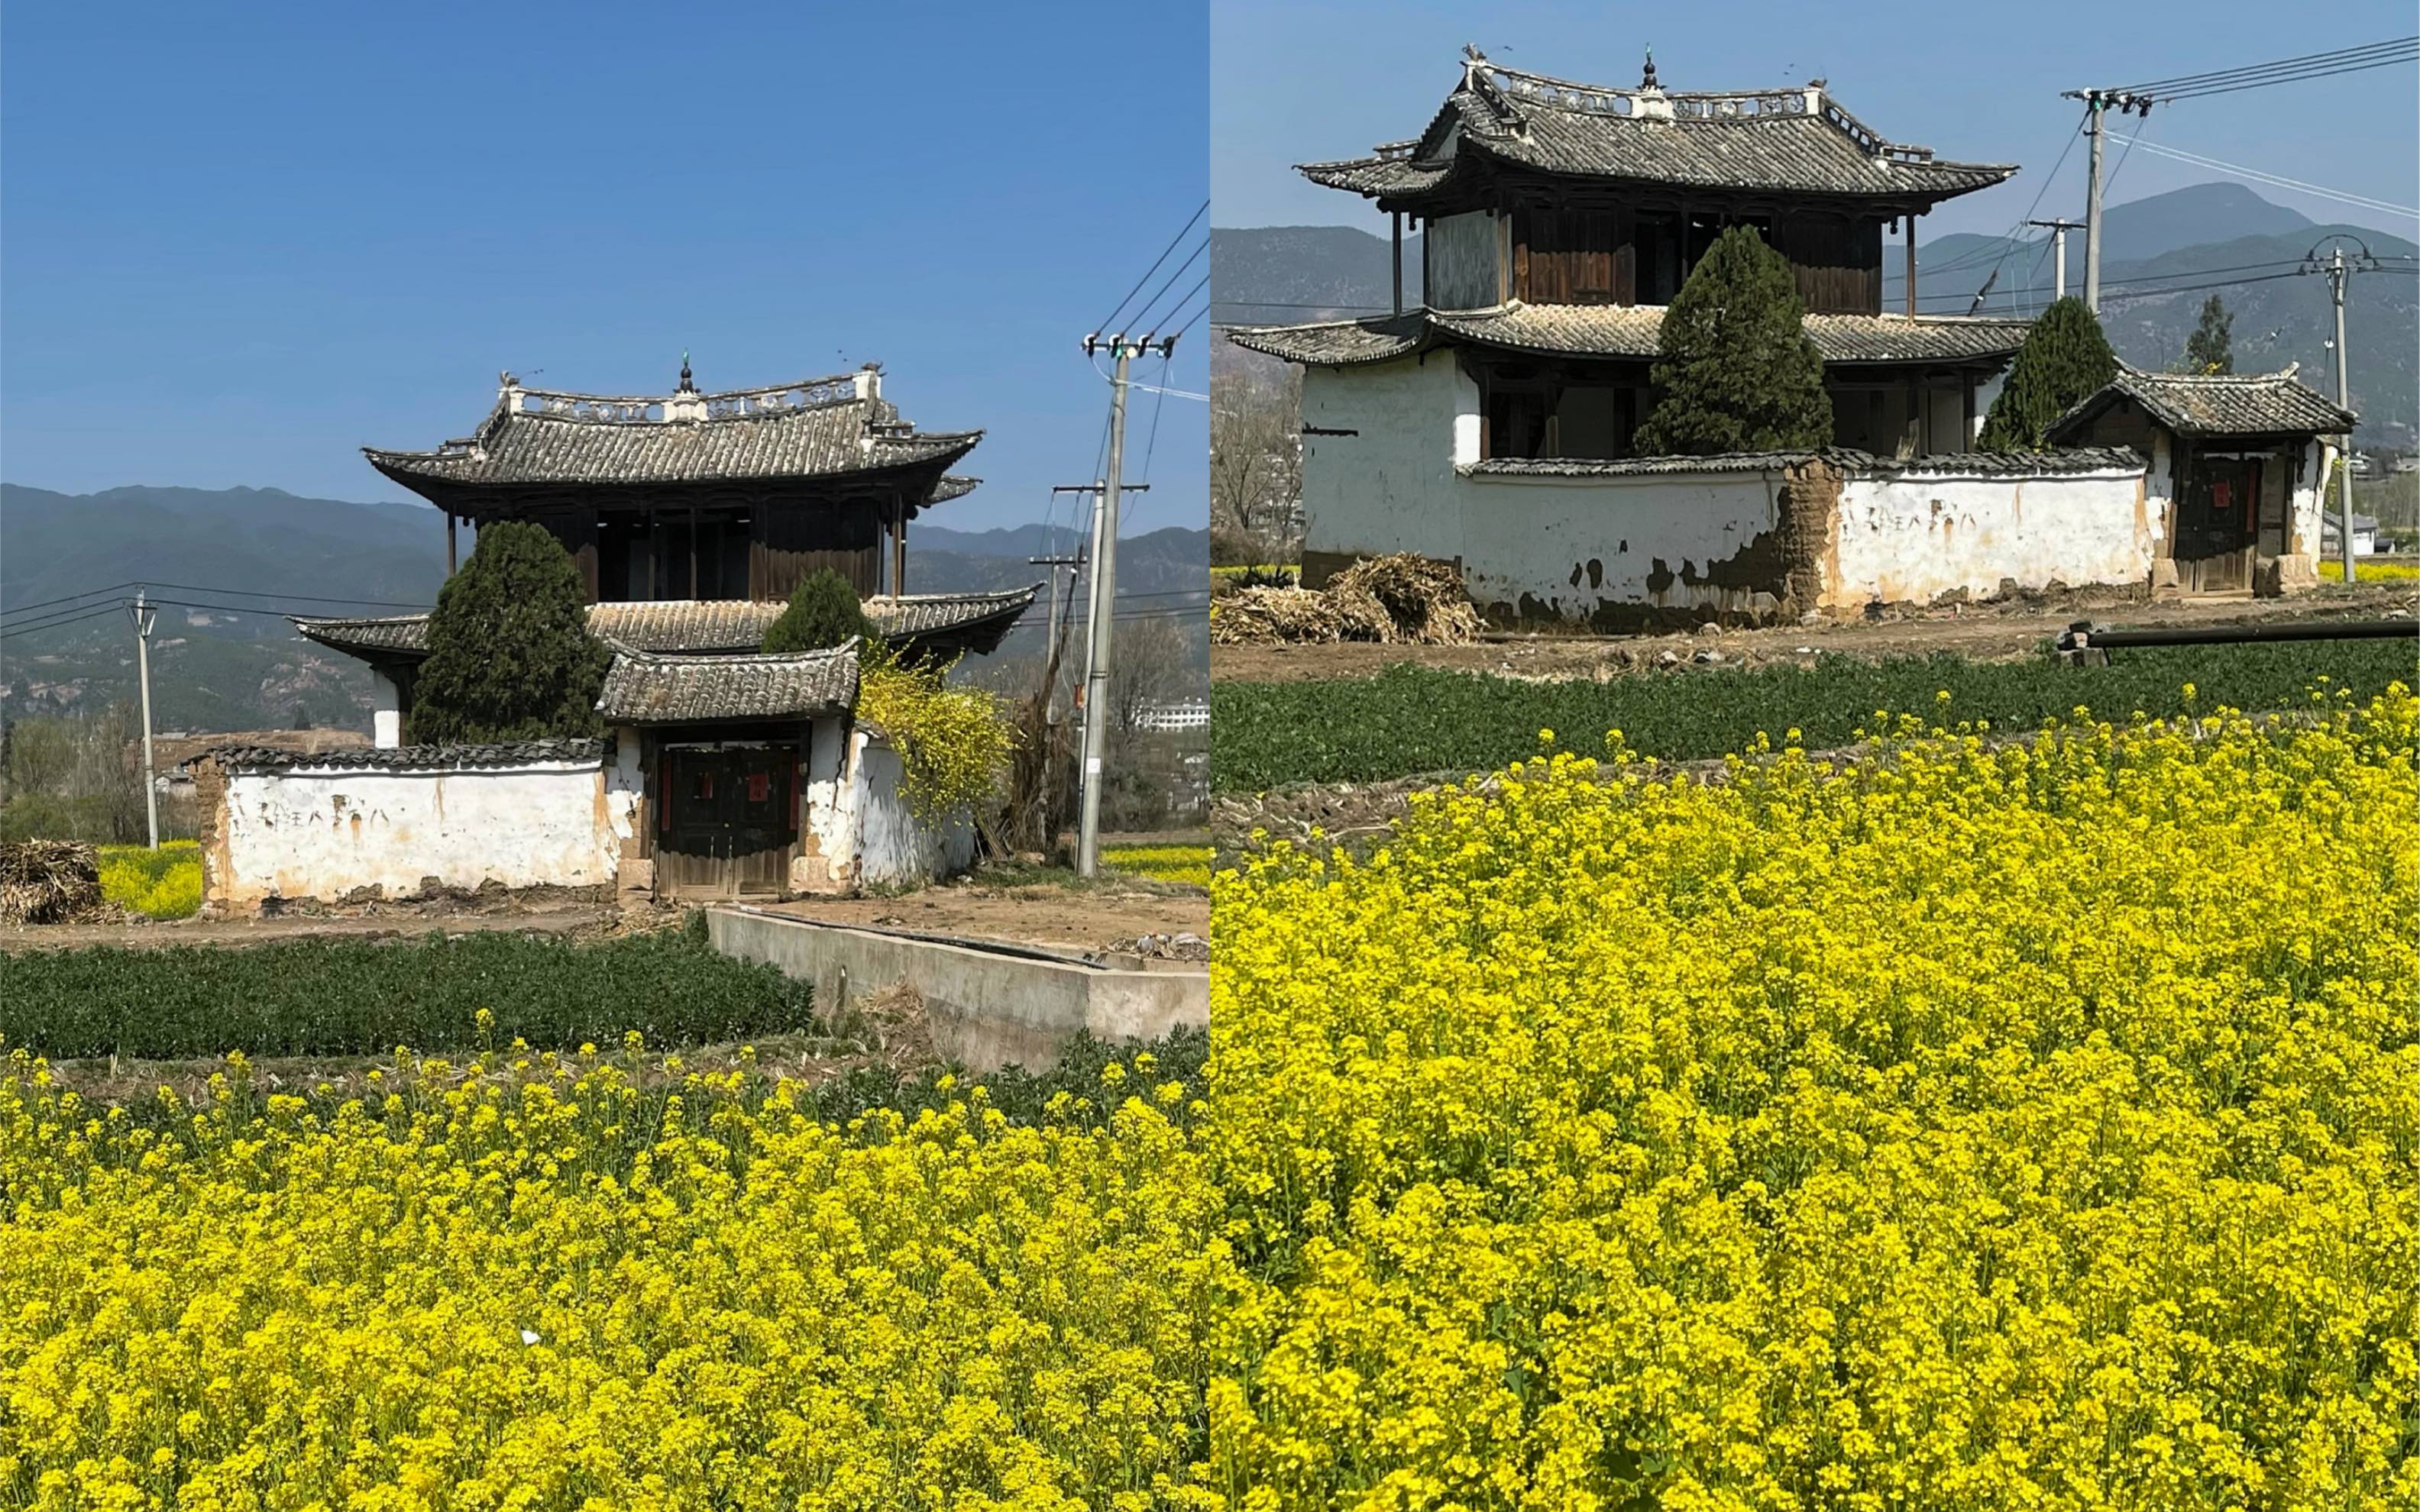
676, 351, 696, 394
1642, 46, 1657, 91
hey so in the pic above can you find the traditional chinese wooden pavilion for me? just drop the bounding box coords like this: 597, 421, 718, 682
1233, 48, 2030, 461
367, 358, 982, 602
268, 361, 1037, 900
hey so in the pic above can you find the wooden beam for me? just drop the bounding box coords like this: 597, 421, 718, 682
1904, 212, 1919, 318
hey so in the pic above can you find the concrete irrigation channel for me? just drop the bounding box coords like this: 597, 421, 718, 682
707, 906, 1208, 1073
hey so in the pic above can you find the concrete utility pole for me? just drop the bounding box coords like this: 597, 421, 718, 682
1074, 329, 1176, 877
128, 589, 160, 849
1030, 538, 1088, 724
2063, 89, 2150, 314
2026, 218, 2084, 303
2305, 235, 2381, 584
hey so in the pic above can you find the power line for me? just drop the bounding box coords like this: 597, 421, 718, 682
2127, 139, 2420, 218
2104, 37, 2417, 102
1124, 241, 1208, 336
2108, 37, 2415, 96
0, 603, 125, 641
1095, 200, 1207, 336
0, 580, 141, 615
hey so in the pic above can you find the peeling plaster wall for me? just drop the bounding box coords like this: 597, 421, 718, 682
1456, 470, 1795, 625
1825, 464, 2150, 607
852, 735, 975, 889
796, 716, 858, 892
209, 758, 614, 909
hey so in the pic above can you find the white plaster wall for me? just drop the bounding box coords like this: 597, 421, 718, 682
1826, 465, 2150, 607
1458, 470, 1791, 622
370, 672, 402, 749
2295, 438, 2332, 557
1302, 355, 1474, 568
212, 759, 613, 908
852, 735, 975, 889
603, 729, 645, 848
799, 716, 857, 887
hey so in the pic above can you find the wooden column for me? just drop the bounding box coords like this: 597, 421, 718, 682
1391, 212, 1404, 315
1904, 212, 1919, 318
445, 512, 457, 573
688, 506, 699, 599
895, 506, 908, 598
648, 510, 660, 599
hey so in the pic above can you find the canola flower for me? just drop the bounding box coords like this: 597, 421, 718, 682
0, 1047, 1228, 1510
1207, 688, 2419, 1510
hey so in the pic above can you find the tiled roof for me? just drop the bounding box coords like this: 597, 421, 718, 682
291, 614, 431, 658
191, 739, 601, 773
2049, 367, 2357, 441
1301, 59, 2014, 205
1461, 447, 2144, 480
864, 585, 1039, 641
293, 586, 1040, 662
928, 474, 982, 504
365, 373, 980, 489
595, 646, 859, 724
1230, 305, 2030, 367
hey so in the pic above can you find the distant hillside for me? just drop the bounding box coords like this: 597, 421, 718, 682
1215, 184, 2416, 445
1212, 225, 1423, 327
1895, 183, 2318, 297
0, 483, 1205, 732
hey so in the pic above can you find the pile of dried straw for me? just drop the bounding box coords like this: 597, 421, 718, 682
1212, 554, 1483, 646
0, 840, 102, 926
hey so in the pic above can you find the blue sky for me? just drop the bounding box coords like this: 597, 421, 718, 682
1212, 0, 2418, 244
1, 2, 1208, 537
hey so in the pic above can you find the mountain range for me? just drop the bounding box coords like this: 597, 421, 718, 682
0, 483, 1205, 734
1211, 183, 2415, 447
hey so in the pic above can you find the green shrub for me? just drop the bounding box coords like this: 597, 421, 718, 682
762, 569, 875, 654
0, 930, 815, 1059
1213, 638, 2420, 791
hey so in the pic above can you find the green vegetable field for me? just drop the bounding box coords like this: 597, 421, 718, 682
1212, 637, 2419, 790
1, 927, 814, 1060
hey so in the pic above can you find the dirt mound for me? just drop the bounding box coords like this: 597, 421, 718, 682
0, 841, 103, 926
1212, 554, 1482, 646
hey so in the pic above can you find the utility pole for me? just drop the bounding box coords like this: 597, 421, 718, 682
1074, 328, 1175, 877
1027, 548, 1085, 721
2026, 218, 2084, 303
2304, 235, 2381, 584
128, 589, 160, 849
2063, 89, 2151, 314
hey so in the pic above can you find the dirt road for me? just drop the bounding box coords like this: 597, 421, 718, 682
1212, 581, 2415, 685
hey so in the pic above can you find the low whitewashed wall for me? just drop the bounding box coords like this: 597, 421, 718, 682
1300, 357, 1793, 622
205, 754, 614, 909
853, 735, 977, 889
1825, 461, 2151, 608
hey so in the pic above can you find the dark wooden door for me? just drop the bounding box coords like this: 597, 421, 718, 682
2176, 455, 2260, 593
656, 746, 794, 900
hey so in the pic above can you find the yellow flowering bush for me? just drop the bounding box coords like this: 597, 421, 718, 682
858, 644, 1019, 825
0, 1049, 1229, 1509
1207, 689, 2418, 1510
95, 840, 202, 920
1103, 844, 1215, 887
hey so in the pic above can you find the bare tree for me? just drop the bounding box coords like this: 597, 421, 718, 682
1210, 359, 1303, 566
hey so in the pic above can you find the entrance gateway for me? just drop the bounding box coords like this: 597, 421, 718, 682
657, 741, 798, 900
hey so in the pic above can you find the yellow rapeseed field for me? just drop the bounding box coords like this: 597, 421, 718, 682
0, 1046, 1229, 1510
5, 691, 2413, 1508
1207, 688, 2418, 1510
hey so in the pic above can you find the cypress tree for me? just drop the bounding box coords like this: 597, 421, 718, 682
1978, 296, 2120, 451
408, 521, 612, 744
2182, 294, 2234, 375
1633, 225, 1833, 456
762, 569, 874, 654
